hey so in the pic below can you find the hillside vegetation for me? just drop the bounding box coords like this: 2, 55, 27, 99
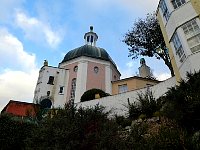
1, 72, 200, 149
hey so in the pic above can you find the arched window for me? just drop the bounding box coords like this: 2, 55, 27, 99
70, 78, 76, 101
91, 35, 94, 43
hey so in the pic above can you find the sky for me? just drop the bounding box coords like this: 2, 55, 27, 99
0, 0, 170, 111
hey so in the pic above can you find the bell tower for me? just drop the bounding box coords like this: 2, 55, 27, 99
84, 26, 98, 46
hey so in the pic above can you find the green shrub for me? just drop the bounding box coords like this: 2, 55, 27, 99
128, 90, 162, 120
25, 104, 126, 150
115, 115, 132, 128
0, 114, 35, 150
139, 114, 146, 120
161, 71, 200, 131
128, 102, 141, 120
80, 88, 110, 102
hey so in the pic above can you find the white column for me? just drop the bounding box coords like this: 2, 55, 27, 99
75, 61, 88, 103
105, 65, 112, 94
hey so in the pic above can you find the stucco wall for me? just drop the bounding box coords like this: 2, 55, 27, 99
190, 0, 200, 17
33, 66, 69, 107
77, 76, 176, 117
112, 77, 159, 95
157, 11, 181, 82
86, 62, 105, 91
61, 62, 78, 102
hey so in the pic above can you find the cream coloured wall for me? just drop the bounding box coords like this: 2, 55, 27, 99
157, 12, 181, 82
157, 0, 200, 81
112, 77, 160, 95
190, 0, 200, 15
75, 61, 88, 103
33, 66, 69, 108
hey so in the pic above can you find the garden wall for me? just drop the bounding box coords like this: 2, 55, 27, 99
77, 76, 176, 117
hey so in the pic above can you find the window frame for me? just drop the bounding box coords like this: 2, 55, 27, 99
74, 66, 78, 72
70, 78, 76, 101
160, 0, 170, 21
182, 19, 200, 53
171, 0, 186, 9
118, 84, 128, 94
47, 76, 54, 85
94, 66, 99, 74
171, 32, 186, 63
59, 86, 64, 94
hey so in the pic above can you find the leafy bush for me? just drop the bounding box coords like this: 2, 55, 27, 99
0, 114, 35, 150
25, 104, 125, 150
161, 71, 200, 131
147, 119, 187, 150
115, 115, 132, 128
128, 90, 162, 119
126, 117, 187, 150
128, 101, 141, 120
80, 88, 110, 102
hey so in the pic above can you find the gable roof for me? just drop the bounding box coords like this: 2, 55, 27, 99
1, 100, 40, 118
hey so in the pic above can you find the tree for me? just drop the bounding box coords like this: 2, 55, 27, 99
123, 13, 174, 76
80, 88, 110, 102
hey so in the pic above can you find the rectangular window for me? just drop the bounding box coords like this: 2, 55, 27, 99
160, 0, 170, 21
172, 32, 186, 62
171, 0, 186, 9
118, 84, 128, 94
59, 86, 64, 94
182, 19, 200, 53
47, 76, 54, 85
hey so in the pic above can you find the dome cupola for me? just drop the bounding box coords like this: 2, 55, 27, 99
84, 26, 98, 46
61, 26, 117, 68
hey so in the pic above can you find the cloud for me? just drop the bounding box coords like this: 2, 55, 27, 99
119, 61, 139, 79
0, 28, 38, 111
0, 0, 24, 23
74, 0, 159, 16
15, 11, 62, 48
0, 28, 36, 70
154, 72, 171, 81
0, 69, 38, 111
117, 0, 160, 14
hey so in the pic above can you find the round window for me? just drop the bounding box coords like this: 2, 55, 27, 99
74, 66, 78, 72
94, 66, 99, 73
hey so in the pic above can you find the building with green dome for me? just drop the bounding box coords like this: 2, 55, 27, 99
33, 27, 160, 108
33, 26, 121, 107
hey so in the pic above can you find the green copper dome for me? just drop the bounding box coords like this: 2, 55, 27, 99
61, 45, 116, 66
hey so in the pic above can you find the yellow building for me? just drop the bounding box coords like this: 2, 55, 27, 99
112, 76, 160, 95
157, 0, 200, 81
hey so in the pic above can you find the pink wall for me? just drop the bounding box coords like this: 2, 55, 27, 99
112, 66, 120, 81
63, 62, 78, 102
86, 62, 106, 91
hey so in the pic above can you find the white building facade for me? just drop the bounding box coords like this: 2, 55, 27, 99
33, 27, 120, 108
157, 0, 200, 80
